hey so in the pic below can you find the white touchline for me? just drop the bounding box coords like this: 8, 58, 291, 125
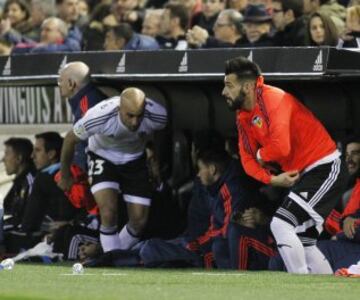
191, 272, 246, 276
102, 273, 128, 276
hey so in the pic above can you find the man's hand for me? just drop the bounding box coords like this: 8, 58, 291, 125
186, 25, 209, 48
57, 175, 74, 192
343, 216, 357, 239
270, 171, 300, 187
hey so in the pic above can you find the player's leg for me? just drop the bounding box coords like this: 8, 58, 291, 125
118, 155, 152, 249
117, 201, 150, 250
88, 152, 120, 252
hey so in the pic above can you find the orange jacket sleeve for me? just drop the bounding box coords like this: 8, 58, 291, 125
342, 180, 360, 218
259, 95, 292, 163
238, 130, 272, 184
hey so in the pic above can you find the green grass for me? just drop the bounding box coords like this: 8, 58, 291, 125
0, 264, 359, 300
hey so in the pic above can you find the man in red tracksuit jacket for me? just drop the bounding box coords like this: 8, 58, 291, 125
222, 56, 347, 274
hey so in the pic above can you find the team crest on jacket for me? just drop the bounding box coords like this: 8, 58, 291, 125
252, 116, 263, 128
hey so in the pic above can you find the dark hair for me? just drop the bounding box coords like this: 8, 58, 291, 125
306, 12, 339, 46
35, 132, 63, 161
4, 137, 33, 164
224, 56, 261, 80
4, 0, 30, 20
108, 23, 134, 43
197, 148, 231, 175
344, 135, 360, 146
192, 130, 225, 155
164, 3, 190, 30
282, 0, 303, 19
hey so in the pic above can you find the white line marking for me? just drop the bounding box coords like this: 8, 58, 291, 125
102, 273, 127, 276
191, 272, 246, 276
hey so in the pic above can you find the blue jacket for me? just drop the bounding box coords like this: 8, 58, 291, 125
10, 26, 82, 54
124, 33, 160, 51
69, 83, 107, 170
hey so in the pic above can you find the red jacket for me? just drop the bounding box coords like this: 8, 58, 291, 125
236, 84, 336, 184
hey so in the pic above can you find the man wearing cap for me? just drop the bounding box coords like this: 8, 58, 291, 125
242, 4, 274, 47
222, 56, 347, 274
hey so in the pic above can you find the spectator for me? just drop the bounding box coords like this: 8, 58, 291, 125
104, 23, 160, 50
141, 9, 163, 37
227, 0, 248, 13
191, 0, 225, 35
82, 2, 111, 50
9, 17, 81, 54
305, 11, 339, 46
169, 0, 202, 21
27, 0, 56, 41
186, 9, 245, 48
242, 4, 274, 47
342, 5, 360, 47
272, 0, 306, 46
104, 0, 145, 33
58, 61, 107, 171
2, 0, 32, 36
156, 2, 189, 49
2, 138, 36, 231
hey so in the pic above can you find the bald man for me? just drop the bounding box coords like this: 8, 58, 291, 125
58, 87, 167, 252
58, 61, 107, 170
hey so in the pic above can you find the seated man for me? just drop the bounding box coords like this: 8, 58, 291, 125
4, 17, 81, 54
104, 23, 160, 51
2, 138, 36, 231
5, 132, 81, 253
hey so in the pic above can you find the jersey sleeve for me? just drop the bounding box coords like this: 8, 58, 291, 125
258, 94, 292, 163
73, 99, 116, 140
144, 99, 167, 131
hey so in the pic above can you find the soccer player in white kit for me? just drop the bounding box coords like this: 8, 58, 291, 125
58, 87, 167, 252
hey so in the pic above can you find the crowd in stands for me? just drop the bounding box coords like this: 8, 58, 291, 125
0, 0, 358, 55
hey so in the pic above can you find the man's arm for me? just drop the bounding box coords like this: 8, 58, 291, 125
58, 130, 81, 191
258, 95, 292, 162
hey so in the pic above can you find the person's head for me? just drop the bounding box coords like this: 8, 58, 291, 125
197, 148, 230, 186
282, 0, 304, 23
227, 0, 248, 13
104, 23, 133, 50
272, 0, 285, 30
3, 138, 33, 176
3, 0, 30, 26
345, 137, 360, 176
160, 3, 189, 36
223, 56, 262, 111
306, 12, 338, 46
202, 0, 225, 19
213, 9, 244, 43
112, 0, 139, 19
78, 0, 89, 17
169, 0, 197, 15
40, 17, 68, 44
33, 132, 63, 170
56, 0, 79, 24
303, 0, 319, 15
118, 87, 146, 131
142, 9, 163, 37
243, 4, 272, 43
346, 5, 360, 32
58, 61, 90, 98
30, 0, 56, 27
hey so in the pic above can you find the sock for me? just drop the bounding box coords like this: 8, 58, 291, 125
100, 225, 121, 252
270, 217, 309, 274
304, 245, 333, 274
118, 225, 140, 250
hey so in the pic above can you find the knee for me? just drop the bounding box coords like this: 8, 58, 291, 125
270, 217, 294, 237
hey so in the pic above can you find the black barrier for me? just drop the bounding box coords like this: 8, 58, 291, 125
0, 48, 359, 140
0, 47, 359, 83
